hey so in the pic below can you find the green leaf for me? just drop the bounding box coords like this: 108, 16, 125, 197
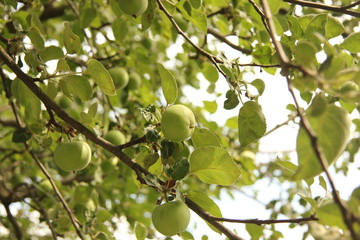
225, 116, 238, 129
30, 13, 46, 36
60, 75, 93, 101
12, 78, 41, 121
308, 94, 327, 117
304, 14, 327, 43
203, 100, 217, 114
246, 224, 264, 240
317, 202, 346, 229
238, 101, 266, 146
157, 63, 178, 105
224, 90, 239, 110
141, 0, 156, 31
293, 41, 317, 67
250, 79, 265, 96
177, 0, 207, 33
112, 17, 129, 43
39, 46, 64, 62
190, 146, 240, 185
56, 59, 70, 72
12, 127, 32, 143
295, 104, 351, 179
135, 222, 148, 240
63, 22, 81, 54
339, 32, 360, 53
27, 29, 44, 49
80, 8, 97, 28
187, 190, 222, 233
96, 207, 112, 222
189, 0, 202, 8
166, 157, 189, 180
191, 127, 221, 148
85, 59, 116, 96
348, 187, 360, 214
325, 15, 345, 39
88, 102, 98, 117
202, 63, 218, 82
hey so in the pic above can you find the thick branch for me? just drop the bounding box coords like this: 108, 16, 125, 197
185, 198, 244, 240
259, 1, 358, 239
283, 0, 360, 18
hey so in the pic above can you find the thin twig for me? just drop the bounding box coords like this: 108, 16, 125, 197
340, 1, 360, 10
27, 190, 58, 239
185, 197, 244, 240
26, 149, 85, 239
156, 0, 228, 80
207, 28, 252, 55
263, 114, 297, 137
2, 202, 23, 240
283, 0, 360, 18
259, 0, 358, 239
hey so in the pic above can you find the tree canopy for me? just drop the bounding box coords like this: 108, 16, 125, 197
0, 0, 359, 239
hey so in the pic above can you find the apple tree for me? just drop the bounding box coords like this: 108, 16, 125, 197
0, 0, 359, 239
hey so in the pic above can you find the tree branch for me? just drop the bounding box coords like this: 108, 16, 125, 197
259, 0, 358, 239
340, 1, 360, 10
0, 45, 244, 240
207, 28, 252, 55
27, 149, 85, 240
212, 215, 318, 225
283, 0, 360, 18
2, 202, 23, 240
184, 198, 244, 240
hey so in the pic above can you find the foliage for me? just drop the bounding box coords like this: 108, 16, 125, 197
0, 0, 359, 239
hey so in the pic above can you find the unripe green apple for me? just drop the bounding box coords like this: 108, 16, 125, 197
127, 72, 142, 90
54, 141, 91, 171
161, 104, 196, 142
151, 200, 190, 236
104, 130, 126, 145
108, 67, 129, 90
118, 0, 148, 17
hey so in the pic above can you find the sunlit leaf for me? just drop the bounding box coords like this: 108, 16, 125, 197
339, 32, 360, 53
190, 146, 240, 185
295, 104, 351, 179
191, 127, 221, 148
60, 75, 93, 101
187, 190, 222, 233
158, 63, 178, 105
238, 101, 266, 146
39, 46, 64, 62
85, 59, 116, 96
63, 22, 81, 54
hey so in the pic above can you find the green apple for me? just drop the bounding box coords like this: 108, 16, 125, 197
108, 67, 129, 90
127, 72, 142, 90
54, 141, 91, 171
104, 130, 126, 145
118, 0, 148, 17
151, 200, 190, 236
161, 104, 196, 142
